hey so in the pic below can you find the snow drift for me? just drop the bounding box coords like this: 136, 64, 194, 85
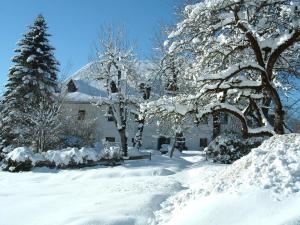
153, 134, 300, 224
211, 133, 300, 195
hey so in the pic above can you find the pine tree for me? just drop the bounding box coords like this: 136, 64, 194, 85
0, 15, 59, 149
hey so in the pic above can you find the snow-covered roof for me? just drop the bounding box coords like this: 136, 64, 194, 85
62, 75, 107, 102
69, 61, 102, 81
63, 61, 157, 103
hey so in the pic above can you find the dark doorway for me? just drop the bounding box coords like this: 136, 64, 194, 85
157, 136, 171, 150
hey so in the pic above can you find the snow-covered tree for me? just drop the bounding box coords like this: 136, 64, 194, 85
132, 81, 152, 149
144, 22, 220, 149
95, 26, 139, 157
161, 0, 300, 137
151, 23, 194, 96
25, 101, 63, 152
0, 15, 59, 148
149, 111, 193, 157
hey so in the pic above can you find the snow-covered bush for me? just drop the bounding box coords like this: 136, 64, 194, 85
0, 152, 5, 162
44, 147, 100, 167
204, 133, 265, 164
0, 145, 14, 161
1, 146, 123, 172
100, 146, 123, 162
2, 147, 46, 172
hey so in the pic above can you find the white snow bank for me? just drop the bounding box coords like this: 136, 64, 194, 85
165, 191, 300, 225
153, 134, 300, 225
210, 133, 300, 196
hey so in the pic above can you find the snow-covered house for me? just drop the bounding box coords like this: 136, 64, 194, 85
61, 62, 239, 150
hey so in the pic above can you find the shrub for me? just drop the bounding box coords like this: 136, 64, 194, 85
0, 146, 10, 161
204, 133, 265, 164
61, 117, 97, 148
60, 136, 86, 148
1, 146, 123, 172
1, 147, 46, 172
100, 146, 123, 162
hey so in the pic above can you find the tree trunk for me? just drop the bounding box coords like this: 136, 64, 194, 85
212, 113, 221, 139
274, 105, 285, 134
170, 132, 186, 158
133, 118, 144, 149
169, 138, 177, 158
265, 83, 285, 134
175, 132, 185, 151
119, 128, 128, 157
213, 91, 226, 139
134, 84, 151, 150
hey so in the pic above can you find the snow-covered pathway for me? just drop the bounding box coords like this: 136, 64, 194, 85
0, 152, 208, 225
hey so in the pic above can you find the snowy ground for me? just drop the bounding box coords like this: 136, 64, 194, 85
0, 151, 203, 225
1, 134, 300, 225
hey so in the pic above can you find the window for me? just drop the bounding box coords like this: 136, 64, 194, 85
200, 138, 208, 148
107, 107, 114, 121
77, 110, 86, 121
105, 137, 115, 143
110, 81, 118, 93
199, 116, 208, 124
220, 113, 228, 124
134, 113, 140, 121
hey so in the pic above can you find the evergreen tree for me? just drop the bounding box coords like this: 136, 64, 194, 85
0, 15, 59, 149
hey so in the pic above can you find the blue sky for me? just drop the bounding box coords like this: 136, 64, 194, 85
0, 0, 181, 93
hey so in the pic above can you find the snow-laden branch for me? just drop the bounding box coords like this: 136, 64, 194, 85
197, 62, 265, 81
196, 102, 274, 137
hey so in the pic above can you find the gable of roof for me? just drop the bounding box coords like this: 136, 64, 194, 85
67, 80, 77, 92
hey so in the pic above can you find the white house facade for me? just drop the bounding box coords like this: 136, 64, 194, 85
61, 62, 241, 151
